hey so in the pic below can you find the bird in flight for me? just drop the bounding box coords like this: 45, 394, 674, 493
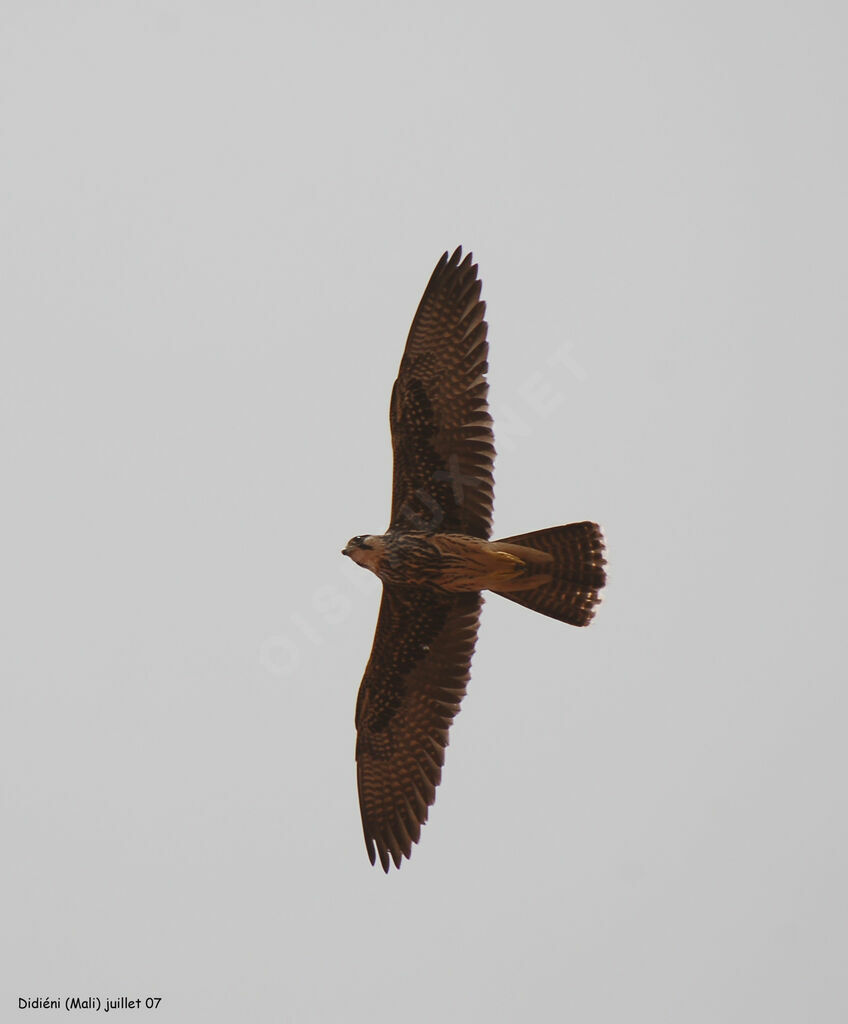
343, 247, 606, 871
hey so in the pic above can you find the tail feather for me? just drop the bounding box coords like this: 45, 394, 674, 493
491, 522, 606, 626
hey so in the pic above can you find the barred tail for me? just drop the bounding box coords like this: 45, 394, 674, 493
490, 522, 606, 626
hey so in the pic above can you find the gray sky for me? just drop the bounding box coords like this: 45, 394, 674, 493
3, 2, 846, 1021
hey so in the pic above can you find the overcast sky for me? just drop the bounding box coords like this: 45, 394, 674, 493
2, 3, 846, 1022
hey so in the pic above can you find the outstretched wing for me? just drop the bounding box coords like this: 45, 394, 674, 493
389, 248, 495, 539
355, 585, 483, 871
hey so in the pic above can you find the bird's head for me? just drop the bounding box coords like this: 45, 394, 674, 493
342, 535, 382, 573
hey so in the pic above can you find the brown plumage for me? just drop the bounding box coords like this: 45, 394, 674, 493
344, 248, 606, 872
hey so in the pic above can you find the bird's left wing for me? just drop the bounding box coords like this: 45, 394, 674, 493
389, 247, 495, 538
354, 584, 483, 871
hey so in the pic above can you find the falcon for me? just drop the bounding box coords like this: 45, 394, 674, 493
343, 247, 606, 871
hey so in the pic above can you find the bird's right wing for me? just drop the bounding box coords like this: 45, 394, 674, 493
354, 584, 483, 871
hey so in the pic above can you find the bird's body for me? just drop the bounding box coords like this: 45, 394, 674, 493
344, 532, 530, 592
344, 248, 606, 871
